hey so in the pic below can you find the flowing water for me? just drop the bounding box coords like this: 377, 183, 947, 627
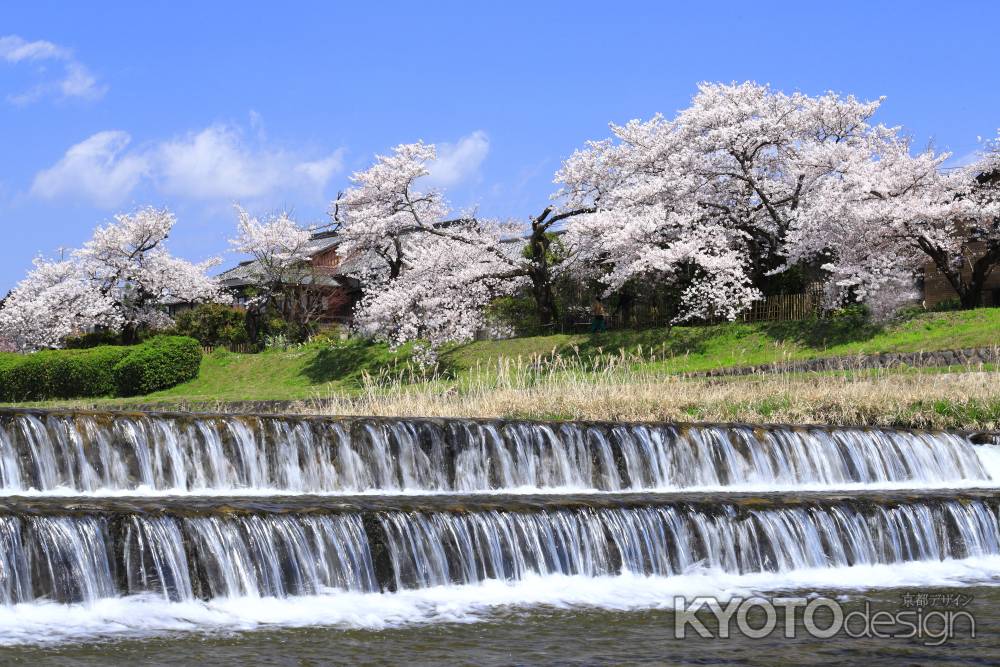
0, 407, 998, 663
0, 409, 995, 493
6, 588, 1000, 666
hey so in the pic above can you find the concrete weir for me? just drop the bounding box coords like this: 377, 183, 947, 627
1, 487, 1000, 515
0, 406, 996, 494
0, 406, 998, 613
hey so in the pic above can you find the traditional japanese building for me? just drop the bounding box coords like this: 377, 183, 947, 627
216, 231, 361, 325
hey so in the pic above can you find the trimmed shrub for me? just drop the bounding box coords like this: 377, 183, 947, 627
0, 345, 131, 402
113, 335, 202, 396
0, 335, 202, 401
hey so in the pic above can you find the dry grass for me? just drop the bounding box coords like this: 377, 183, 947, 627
288, 349, 1000, 431
39, 348, 1000, 431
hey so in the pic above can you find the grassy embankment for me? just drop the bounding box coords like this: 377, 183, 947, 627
18, 308, 1000, 430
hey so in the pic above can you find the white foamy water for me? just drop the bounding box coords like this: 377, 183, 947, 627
1, 410, 993, 495
2, 557, 1000, 646
974, 444, 1000, 480
2, 442, 998, 500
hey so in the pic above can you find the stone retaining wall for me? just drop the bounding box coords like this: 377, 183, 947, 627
697, 347, 999, 378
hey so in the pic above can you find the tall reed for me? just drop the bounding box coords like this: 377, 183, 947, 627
298, 347, 1000, 430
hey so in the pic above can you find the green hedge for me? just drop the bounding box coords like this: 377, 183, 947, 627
113, 335, 202, 396
0, 346, 130, 402
0, 336, 202, 402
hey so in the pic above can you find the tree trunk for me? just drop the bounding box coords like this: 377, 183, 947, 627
959, 287, 982, 309
529, 269, 559, 327
120, 322, 139, 345
963, 243, 1000, 308
521, 204, 596, 328
923, 241, 999, 310
388, 238, 404, 280
616, 283, 636, 327
245, 309, 263, 345
527, 221, 558, 327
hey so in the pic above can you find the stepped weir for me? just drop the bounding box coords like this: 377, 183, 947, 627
0, 408, 993, 493
0, 406, 998, 643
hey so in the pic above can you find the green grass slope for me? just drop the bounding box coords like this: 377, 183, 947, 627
12, 308, 1000, 406
444, 307, 1000, 374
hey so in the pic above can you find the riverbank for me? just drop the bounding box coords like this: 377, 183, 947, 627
34, 363, 1000, 431
308, 366, 1000, 431
9, 309, 999, 430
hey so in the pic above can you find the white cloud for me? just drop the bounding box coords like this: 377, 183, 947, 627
424, 130, 490, 187
156, 126, 284, 200
0, 34, 105, 104
31, 131, 149, 206
59, 62, 102, 99
156, 126, 344, 200
0, 35, 68, 62
295, 151, 347, 188
31, 124, 345, 206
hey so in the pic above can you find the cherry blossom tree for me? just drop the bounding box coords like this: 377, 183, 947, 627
330, 142, 597, 342
229, 205, 321, 340
0, 258, 119, 352
0, 207, 223, 350
76, 207, 223, 338
556, 82, 891, 321
944, 137, 1000, 306
329, 141, 449, 289
786, 131, 1000, 312
351, 219, 527, 347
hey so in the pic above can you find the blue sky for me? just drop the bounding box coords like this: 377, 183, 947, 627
1, 1, 997, 292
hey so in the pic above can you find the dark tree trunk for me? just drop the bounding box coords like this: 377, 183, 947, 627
527, 218, 559, 327
529, 268, 559, 327
920, 238, 1000, 310
388, 238, 404, 280
245, 309, 263, 345
522, 205, 598, 328
961, 243, 1000, 308
120, 323, 140, 345
616, 283, 636, 327
959, 288, 981, 309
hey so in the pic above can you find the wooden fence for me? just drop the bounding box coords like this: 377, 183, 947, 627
739, 284, 824, 323
201, 343, 258, 354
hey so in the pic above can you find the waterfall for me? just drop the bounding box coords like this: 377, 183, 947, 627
0, 499, 997, 603
184, 514, 376, 598
377, 500, 1000, 589
0, 409, 992, 494
0, 406, 999, 646
122, 516, 193, 601
0, 512, 376, 604
0, 517, 29, 604
29, 516, 116, 603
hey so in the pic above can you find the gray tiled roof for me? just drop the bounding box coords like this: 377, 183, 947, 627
217, 232, 360, 288
300, 233, 340, 255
